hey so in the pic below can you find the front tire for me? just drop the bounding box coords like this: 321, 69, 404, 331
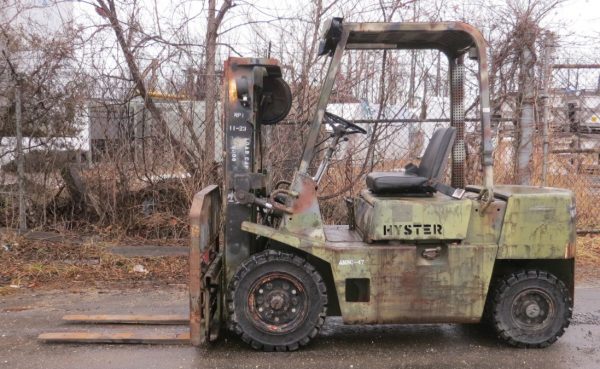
491, 270, 572, 348
227, 250, 327, 351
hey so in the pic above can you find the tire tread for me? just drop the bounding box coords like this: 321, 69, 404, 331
227, 250, 327, 351
491, 269, 572, 348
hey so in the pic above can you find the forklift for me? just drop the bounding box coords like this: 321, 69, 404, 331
40, 19, 576, 351
219, 19, 575, 351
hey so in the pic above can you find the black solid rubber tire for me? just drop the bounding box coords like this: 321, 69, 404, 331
491, 270, 572, 348
227, 250, 327, 351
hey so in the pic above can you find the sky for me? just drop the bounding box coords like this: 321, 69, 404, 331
10, 0, 600, 76
14, 0, 600, 44
228, 0, 600, 63
551, 0, 600, 44
556, 0, 600, 34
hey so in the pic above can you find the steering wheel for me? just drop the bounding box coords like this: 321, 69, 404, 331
324, 111, 367, 135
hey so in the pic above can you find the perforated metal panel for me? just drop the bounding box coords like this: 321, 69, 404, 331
450, 56, 466, 188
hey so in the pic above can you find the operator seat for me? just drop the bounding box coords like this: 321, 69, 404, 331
366, 127, 456, 195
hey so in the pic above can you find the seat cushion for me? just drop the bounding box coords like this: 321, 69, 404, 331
366, 172, 429, 194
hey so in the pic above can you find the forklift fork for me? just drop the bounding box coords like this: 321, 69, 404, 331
38, 185, 223, 346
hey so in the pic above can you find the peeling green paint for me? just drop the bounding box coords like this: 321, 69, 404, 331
240, 181, 576, 324
355, 190, 472, 242
495, 185, 576, 259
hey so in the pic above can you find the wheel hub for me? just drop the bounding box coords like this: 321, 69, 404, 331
268, 293, 285, 310
248, 273, 307, 334
512, 288, 554, 329
525, 302, 541, 318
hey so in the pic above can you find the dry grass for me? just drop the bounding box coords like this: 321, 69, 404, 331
0, 234, 187, 296
577, 235, 600, 266
0, 232, 598, 296
576, 235, 600, 283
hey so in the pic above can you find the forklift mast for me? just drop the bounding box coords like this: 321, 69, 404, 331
222, 58, 291, 280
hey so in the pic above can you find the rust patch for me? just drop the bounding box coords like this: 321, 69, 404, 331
246, 272, 308, 334
291, 175, 318, 214
188, 185, 222, 346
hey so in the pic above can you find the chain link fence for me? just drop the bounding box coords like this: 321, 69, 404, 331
0, 95, 223, 236
313, 49, 600, 232
2, 47, 599, 233
545, 61, 600, 232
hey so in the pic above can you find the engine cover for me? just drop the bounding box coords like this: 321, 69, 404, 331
354, 190, 472, 242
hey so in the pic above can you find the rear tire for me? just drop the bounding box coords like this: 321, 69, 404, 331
227, 250, 327, 351
491, 270, 572, 348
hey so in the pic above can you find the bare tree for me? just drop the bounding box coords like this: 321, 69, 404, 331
95, 0, 200, 174
1, 0, 595, 234
204, 0, 233, 165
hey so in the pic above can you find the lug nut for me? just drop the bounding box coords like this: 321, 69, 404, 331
258, 289, 263, 294
291, 289, 297, 295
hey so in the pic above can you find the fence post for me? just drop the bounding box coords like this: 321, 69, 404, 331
3, 50, 27, 232
516, 45, 536, 185
15, 76, 26, 232
540, 33, 556, 186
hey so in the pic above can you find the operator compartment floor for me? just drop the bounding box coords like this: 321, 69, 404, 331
324, 225, 363, 243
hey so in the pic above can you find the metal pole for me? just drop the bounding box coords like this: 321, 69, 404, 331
553, 64, 600, 69
517, 47, 535, 185
540, 92, 549, 186
540, 33, 555, 186
297, 29, 349, 174
15, 77, 26, 232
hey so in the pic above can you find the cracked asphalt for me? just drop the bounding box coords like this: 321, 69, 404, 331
1, 285, 599, 369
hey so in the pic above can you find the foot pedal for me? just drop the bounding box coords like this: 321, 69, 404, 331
433, 182, 465, 200
452, 188, 465, 199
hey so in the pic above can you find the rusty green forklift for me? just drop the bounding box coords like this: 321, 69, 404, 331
39, 19, 576, 351
215, 19, 576, 351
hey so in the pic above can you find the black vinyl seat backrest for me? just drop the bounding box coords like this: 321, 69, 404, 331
416, 127, 456, 181
365, 127, 456, 194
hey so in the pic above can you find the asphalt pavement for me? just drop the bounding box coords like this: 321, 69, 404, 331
1, 285, 599, 369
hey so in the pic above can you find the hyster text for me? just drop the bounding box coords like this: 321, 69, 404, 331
382, 223, 443, 236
